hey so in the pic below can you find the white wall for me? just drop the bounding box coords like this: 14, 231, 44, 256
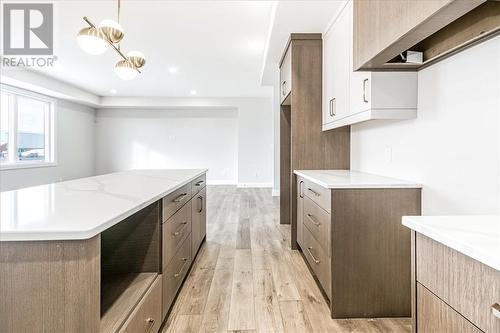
351, 36, 500, 215
0, 100, 96, 191
235, 98, 273, 187
95, 108, 238, 184
95, 97, 273, 186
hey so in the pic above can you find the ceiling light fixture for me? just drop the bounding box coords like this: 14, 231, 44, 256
168, 66, 178, 74
77, 0, 145, 80
190, 90, 197, 95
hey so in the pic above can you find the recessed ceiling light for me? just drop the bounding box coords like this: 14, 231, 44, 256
109, 88, 117, 94
190, 89, 197, 95
168, 66, 177, 74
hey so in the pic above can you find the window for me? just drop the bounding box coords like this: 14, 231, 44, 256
0, 85, 56, 169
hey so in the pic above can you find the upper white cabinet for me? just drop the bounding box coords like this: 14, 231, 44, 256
323, 2, 351, 125
322, 1, 417, 131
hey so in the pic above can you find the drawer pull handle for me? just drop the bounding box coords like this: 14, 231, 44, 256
195, 180, 205, 186
299, 181, 304, 198
306, 213, 320, 226
198, 196, 203, 213
307, 188, 320, 197
173, 222, 188, 237
492, 303, 500, 319
173, 193, 188, 203
173, 258, 188, 278
145, 318, 155, 333
306, 247, 320, 264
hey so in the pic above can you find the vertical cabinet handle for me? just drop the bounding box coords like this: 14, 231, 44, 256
363, 78, 369, 103
282, 81, 287, 96
492, 303, 500, 319
329, 98, 336, 117
198, 196, 203, 213
299, 181, 304, 198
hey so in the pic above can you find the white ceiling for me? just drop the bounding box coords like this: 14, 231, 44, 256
261, 1, 346, 85
28, 1, 342, 98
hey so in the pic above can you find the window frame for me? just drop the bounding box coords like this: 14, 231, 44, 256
0, 84, 57, 170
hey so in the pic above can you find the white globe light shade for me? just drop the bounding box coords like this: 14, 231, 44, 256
127, 50, 146, 68
115, 60, 137, 80
77, 27, 107, 55
98, 19, 124, 44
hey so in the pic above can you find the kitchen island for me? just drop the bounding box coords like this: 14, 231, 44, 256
0, 169, 208, 333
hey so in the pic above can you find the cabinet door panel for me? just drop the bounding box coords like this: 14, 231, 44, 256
280, 48, 292, 103
323, 27, 335, 125
330, 2, 351, 121
353, 0, 462, 69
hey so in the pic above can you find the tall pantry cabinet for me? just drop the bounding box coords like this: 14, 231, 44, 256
279, 34, 350, 249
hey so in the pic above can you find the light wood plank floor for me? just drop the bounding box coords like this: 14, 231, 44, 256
162, 186, 411, 333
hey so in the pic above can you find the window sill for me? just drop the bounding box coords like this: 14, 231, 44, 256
0, 162, 57, 171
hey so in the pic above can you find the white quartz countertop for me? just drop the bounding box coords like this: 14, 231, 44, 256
403, 216, 500, 271
0, 169, 207, 241
293, 170, 422, 189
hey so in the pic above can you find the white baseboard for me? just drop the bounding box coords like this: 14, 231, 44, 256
237, 182, 273, 188
272, 189, 280, 196
207, 179, 237, 185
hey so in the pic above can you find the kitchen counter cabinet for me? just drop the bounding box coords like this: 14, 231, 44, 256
294, 170, 422, 318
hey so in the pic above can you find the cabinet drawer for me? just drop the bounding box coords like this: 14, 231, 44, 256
162, 183, 192, 222
162, 201, 192, 269
191, 174, 206, 195
162, 233, 192, 317
417, 283, 480, 333
191, 187, 206, 256
416, 234, 500, 332
303, 195, 330, 255
119, 276, 162, 333
303, 227, 331, 299
280, 47, 292, 103
302, 178, 331, 213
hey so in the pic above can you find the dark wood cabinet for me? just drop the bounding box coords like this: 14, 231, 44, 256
279, 34, 350, 250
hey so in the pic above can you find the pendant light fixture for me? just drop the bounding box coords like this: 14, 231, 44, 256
77, 0, 145, 80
